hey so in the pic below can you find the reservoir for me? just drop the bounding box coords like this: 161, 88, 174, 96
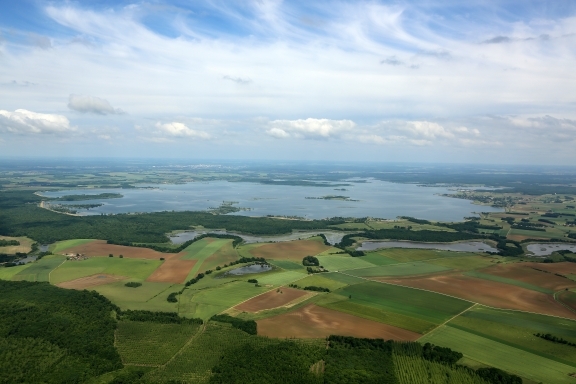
38, 179, 501, 222
526, 243, 576, 256
357, 240, 498, 253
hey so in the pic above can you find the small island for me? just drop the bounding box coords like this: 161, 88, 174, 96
305, 195, 359, 201
51, 193, 123, 201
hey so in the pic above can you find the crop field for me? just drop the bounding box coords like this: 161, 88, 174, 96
255, 270, 306, 286
450, 311, 576, 366
235, 287, 311, 312
389, 273, 576, 320
116, 320, 201, 365
196, 241, 239, 272
146, 259, 197, 283
180, 238, 230, 261
59, 240, 170, 260
348, 262, 450, 277
246, 238, 331, 261
0, 236, 33, 253
322, 272, 367, 285
478, 262, 576, 291
394, 354, 488, 384
11, 255, 65, 282
257, 304, 421, 340
336, 281, 472, 324
57, 274, 127, 289
420, 325, 576, 383
557, 290, 576, 312
50, 257, 162, 284
267, 259, 306, 271
319, 299, 435, 334
464, 270, 554, 294
295, 274, 349, 291
369, 248, 464, 263
316, 255, 376, 271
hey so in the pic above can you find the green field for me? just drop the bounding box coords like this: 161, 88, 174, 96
464, 270, 554, 294
347, 262, 450, 277
50, 257, 162, 284
394, 354, 488, 384
181, 239, 236, 280
369, 248, 464, 263
316, 255, 376, 271
268, 259, 306, 271
51, 239, 96, 254
427, 255, 496, 271
420, 325, 576, 383
336, 281, 472, 324
256, 270, 306, 286
94, 281, 179, 312
116, 320, 201, 365
0, 264, 32, 280
12, 255, 66, 282
358, 252, 400, 266
320, 299, 435, 333
322, 272, 366, 285
294, 274, 349, 291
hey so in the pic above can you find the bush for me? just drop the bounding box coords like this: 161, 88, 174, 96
167, 292, 178, 303
124, 282, 142, 288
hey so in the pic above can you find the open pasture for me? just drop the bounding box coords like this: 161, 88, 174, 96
420, 325, 576, 384
257, 304, 421, 340
478, 262, 576, 292
426, 255, 496, 271
0, 236, 33, 254
245, 238, 331, 261
316, 255, 376, 271
369, 248, 464, 263
358, 252, 399, 266
348, 262, 450, 278
146, 259, 196, 283
57, 274, 126, 289
94, 281, 179, 312
51, 239, 96, 254
50, 257, 162, 284
295, 274, 349, 291
116, 320, 200, 365
320, 299, 435, 334
59, 240, 172, 260
179, 238, 230, 261
0, 264, 31, 281
389, 274, 576, 320
235, 287, 311, 312
12, 255, 65, 282
197, 240, 238, 272
268, 259, 305, 271
255, 270, 306, 286
336, 281, 472, 324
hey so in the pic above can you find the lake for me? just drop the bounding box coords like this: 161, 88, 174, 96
170, 230, 349, 245
223, 264, 273, 276
38, 179, 501, 221
357, 240, 498, 253
526, 243, 576, 256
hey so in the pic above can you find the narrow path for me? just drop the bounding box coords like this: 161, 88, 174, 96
419, 303, 477, 340
48, 258, 67, 284
161, 322, 207, 368
553, 291, 576, 315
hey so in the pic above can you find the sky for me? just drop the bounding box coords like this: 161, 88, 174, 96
0, 0, 575, 164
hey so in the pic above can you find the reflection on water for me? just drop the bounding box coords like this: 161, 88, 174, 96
224, 264, 272, 276
38, 179, 502, 221
526, 243, 576, 256
357, 241, 498, 253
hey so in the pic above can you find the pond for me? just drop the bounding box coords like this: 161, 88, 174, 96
169, 230, 350, 245
526, 243, 576, 256
37, 179, 502, 221
224, 264, 273, 276
356, 240, 498, 253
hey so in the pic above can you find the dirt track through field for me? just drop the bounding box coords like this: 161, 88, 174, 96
257, 304, 421, 340
57, 274, 127, 289
235, 287, 310, 312
387, 273, 576, 320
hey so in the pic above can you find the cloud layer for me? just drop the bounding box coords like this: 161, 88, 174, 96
68, 94, 124, 115
0, 109, 74, 135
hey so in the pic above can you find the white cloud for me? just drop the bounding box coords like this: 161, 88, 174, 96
68, 94, 124, 115
155, 122, 210, 139
0, 109, 74, 135
406, 121, 454, 139
267, 118, 355, 139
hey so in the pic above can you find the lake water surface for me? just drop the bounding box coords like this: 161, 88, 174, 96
526, 243, 576, 256
39, 179, 501, 221
224, 264, 273, 276
170, 230, 349, 245
357, 241, 498, 253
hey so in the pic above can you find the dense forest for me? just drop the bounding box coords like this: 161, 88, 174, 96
0, 280, 121, 383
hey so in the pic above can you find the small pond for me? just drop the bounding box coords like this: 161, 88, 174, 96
526, 243, 576, 256
356, 240, 498, 253
224, 264, 273, 276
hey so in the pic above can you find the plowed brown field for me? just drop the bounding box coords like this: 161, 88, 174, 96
235, 287, 311, 312
248, 239, 331, 261
480, 262, 576, 291
57, 274, 126, 289
257, 304, 421, 340
387, 274, 576, 320
146, 260, 196, 283
62, 240, 178, 260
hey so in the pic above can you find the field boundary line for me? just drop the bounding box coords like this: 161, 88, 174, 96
48, 258, 67, 284
162, 322, 207, 368
419, 303, 477, 340
553, 291, 576, 315
339, 271, 576, 323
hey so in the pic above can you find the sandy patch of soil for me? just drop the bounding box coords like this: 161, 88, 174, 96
146, 259, 197, 283
236, 287, 311, 312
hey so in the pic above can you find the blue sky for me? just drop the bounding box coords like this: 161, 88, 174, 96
1, 1, 575, 164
